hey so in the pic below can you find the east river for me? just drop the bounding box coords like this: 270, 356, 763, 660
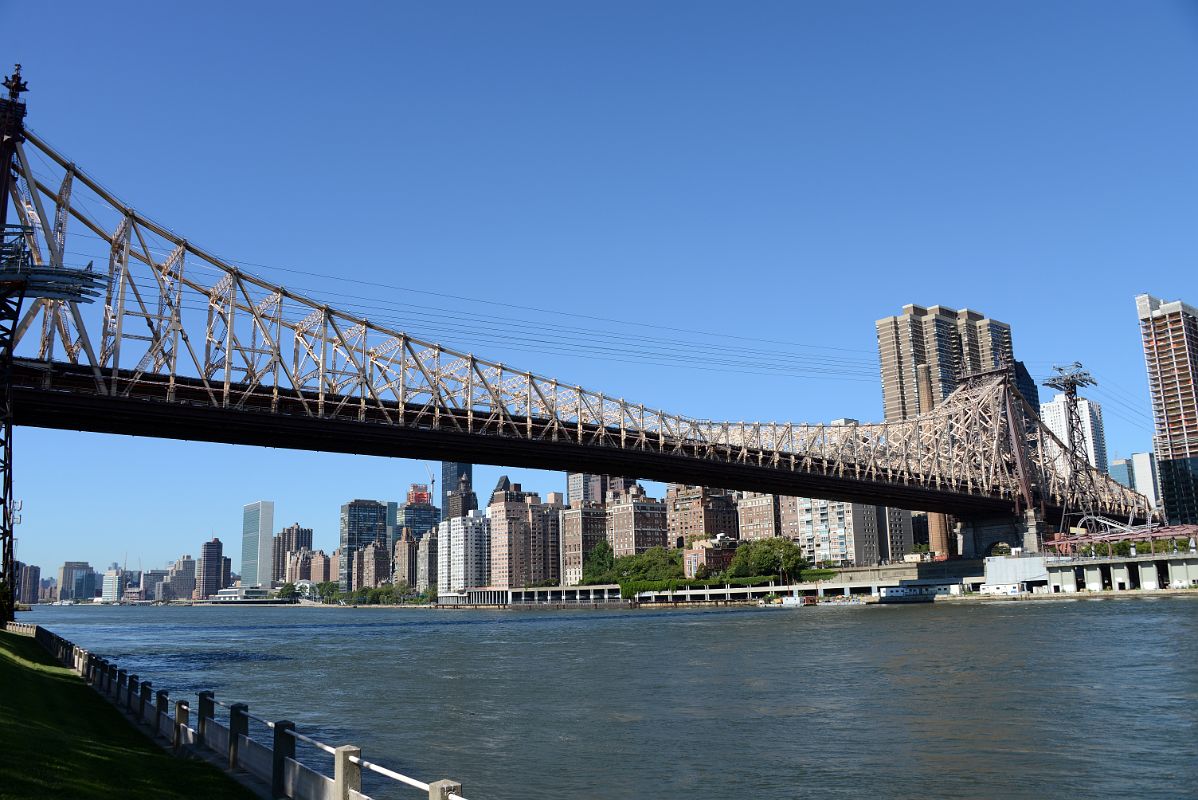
24, 597, 1198, 799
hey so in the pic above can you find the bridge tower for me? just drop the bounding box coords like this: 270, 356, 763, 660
953, 364, 1047, 558
0, 68, 102, 621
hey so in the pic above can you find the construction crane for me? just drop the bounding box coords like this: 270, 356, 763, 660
423, 462, 436, 510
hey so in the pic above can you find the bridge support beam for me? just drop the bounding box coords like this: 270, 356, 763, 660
956, 509, 1047, 559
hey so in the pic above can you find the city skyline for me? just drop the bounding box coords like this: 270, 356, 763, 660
11, 1, 1192, 571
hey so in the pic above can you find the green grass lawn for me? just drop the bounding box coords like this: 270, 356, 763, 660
0, 630, 259, 800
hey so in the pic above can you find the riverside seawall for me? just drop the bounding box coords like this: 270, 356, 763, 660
3, 621, 468, 800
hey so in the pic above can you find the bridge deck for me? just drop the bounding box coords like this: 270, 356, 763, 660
13, 361, 1020, 517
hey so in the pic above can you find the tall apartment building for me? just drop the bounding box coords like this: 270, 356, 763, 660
737, 492, 782, 541
272, 523, 313, 583
791, 500, 911, 566
560, 502, 608, 586
339, 499, 391, 591
398, 484, 440, 542
416, 532, 438, 593
567, 474, 637, 507
284, 549, 314, 583
1137, 294, 1198, 524
308, 550, 334, 584
140, 568, 169, 602
101, 569, 122, 602
196, 537, 226, 600
1039, 393, 1109, 474
441, 462, 472, 514
444, 473, 478, 520
16, 562, 39, 604
487, 478, 560, 589
160, 555, 196, 600
392, 528, 418, 589
241, 501, 275, 588
353, 540, 391, 590
876, 304, 1015, 420
665, 485, 738, 548
606, 485, 668, 557
437, 511, 490, 596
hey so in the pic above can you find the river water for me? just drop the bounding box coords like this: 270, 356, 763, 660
24, 598, 1198, 799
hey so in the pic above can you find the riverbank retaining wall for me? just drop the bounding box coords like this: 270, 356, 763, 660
2, 621, 468, 800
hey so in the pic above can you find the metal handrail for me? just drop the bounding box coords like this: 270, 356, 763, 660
349, 755, 430, 791
284, 727, 337, 755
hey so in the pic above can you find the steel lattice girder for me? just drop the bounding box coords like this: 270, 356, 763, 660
5, 129, 1151, 521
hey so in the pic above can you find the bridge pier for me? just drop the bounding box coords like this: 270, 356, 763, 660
956, 509, 1046, 558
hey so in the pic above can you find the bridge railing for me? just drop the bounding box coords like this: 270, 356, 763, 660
3, 621, 469, 800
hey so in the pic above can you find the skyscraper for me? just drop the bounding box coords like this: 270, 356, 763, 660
441, 462, 472, 514
1137, 294, 1198, 524
340, 499, 391, 591
397, 484, 440, 541
57, 561, 94, 601
16, 562, 39, 604
241, 501, 275, 588
197, 537, 225, 600
444, 473, 478, 520
393, 528, 418, 589
1039, 393, 1109, 474
272, 523, 314, 583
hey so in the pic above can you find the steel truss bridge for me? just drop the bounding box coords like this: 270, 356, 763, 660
0, 86, 1151, 612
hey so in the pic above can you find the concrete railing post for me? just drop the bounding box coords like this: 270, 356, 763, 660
429, 779, 463, 800
174, 700, 189, 751
333, 745, 361, 800
228, 703, 248, 769
155, 690, 169, 735
272, 720, 295, 798
139, 681, 152, 722
197, 691, 214, 743
116, 670, 127, 703
127, 675, 139, 712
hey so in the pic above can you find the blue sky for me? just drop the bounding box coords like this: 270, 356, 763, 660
9, 1, 1197, 575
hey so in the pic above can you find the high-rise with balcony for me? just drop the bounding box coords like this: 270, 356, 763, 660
1137, 294, 1198, 524
241, 501, 275, 588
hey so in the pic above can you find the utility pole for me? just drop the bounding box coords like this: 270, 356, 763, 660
1043, 362, 1098, 533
